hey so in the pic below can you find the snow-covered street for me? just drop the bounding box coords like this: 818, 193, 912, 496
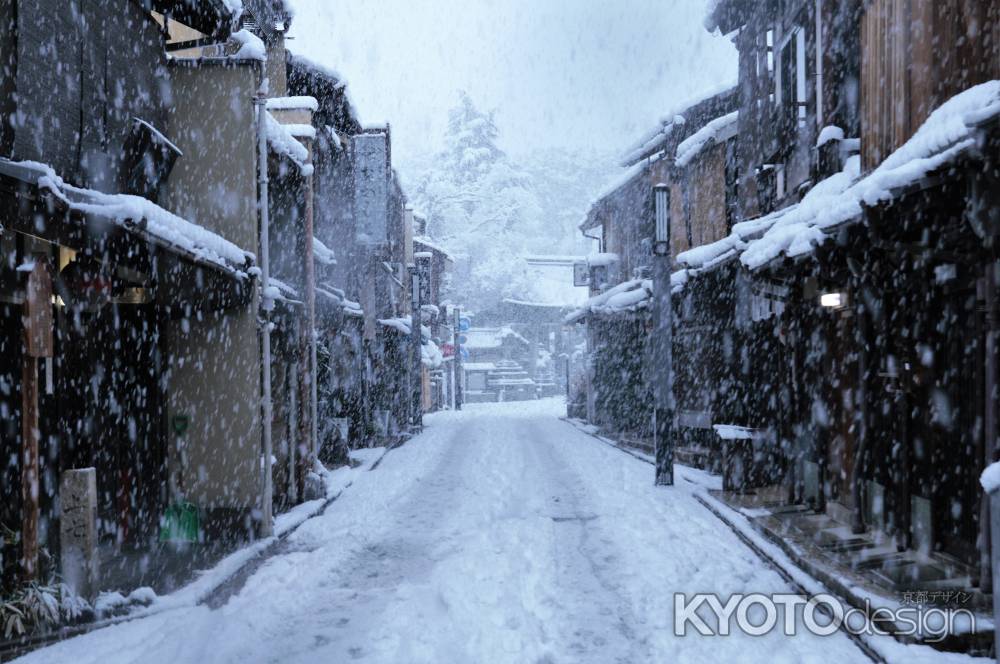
18, 399, 875, 664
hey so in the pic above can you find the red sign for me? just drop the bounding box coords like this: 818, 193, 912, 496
440, 343, 456, 357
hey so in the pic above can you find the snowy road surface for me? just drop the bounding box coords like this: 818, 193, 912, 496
20, 399, 900, 663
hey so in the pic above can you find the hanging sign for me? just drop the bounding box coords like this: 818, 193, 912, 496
23, 261, 53, 358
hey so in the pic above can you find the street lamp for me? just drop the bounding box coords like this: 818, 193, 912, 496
652, 183, 674, 486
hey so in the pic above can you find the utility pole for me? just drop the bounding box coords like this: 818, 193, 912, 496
454, 307, 463, 411
409, 265, 423, 430
21, 260, 51, 580
652, 183, 674, 486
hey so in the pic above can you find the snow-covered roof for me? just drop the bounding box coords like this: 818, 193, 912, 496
619, 124, 680, 169
266, 96, 319, 112
413, 236, 455, 262
378, 317, 432, 339
564, 272, 688, 325
313, 237, 336, 265
463, 327, 530, 350
620, 81, 737, 167
678, 80, 1000, 276
586, 252, 619, 267
316, 285, 363, 317
229, 29, 266, 61
265, 111, 313, 176
264, 276, 302, 306
0, 159, 254, 277
675, 111, 738, 168
286, 51, 362, 129
463, 362, 497, 372
283, 124, 317, 140
376, 317, 442, 367
501, 298, 573, 310
596, 153, 658, 204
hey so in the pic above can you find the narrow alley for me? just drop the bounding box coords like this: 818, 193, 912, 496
15, 399, 878, 664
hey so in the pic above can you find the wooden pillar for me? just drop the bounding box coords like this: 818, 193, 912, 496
21, 260, 53, 581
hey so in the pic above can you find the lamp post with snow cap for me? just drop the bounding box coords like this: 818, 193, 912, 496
652, 183, 674, 486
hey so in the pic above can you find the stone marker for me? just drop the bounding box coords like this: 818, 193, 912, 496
60, 468, 99, 600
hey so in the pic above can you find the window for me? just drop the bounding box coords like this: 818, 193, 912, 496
795, 28, 808, 126
766, 29, 775, 105
778, 26, 809, 130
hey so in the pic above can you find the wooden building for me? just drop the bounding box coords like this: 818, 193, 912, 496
0, 0, 264, 593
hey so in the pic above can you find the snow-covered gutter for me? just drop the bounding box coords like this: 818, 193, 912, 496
255, 64, 275, 538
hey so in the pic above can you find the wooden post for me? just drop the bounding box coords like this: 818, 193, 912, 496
21, 260, 53, 580
409, 266, 423, 429
454, 307, 463, 411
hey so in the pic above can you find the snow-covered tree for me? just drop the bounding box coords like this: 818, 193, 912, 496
408, 93, 613, 308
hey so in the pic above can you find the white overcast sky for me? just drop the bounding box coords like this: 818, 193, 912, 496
286, 0, 737, 169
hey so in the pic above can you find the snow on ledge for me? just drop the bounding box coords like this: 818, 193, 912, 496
230, 29, 266, 61
565, 271, 688, 325
982, 462, 1000, 494
266, 96, 319, 112
313, 236, 336, 265
677, 81, 1000, 279
1, 159, 254, 276
265, 111, 313, 176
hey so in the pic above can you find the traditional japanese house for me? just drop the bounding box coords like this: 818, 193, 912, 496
413, 213, 455, 411
566, 88, 737, 451
663, 0, 1000, 638
0, 0, 265, 595
688, 0, 864, 497
286, 52, 366, 461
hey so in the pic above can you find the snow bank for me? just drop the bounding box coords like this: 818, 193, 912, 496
675, 111, 738, 168
3, 159, 253, 276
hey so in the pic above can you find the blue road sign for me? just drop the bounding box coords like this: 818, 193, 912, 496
458, 317, 472, 332
458, 334, 469, 345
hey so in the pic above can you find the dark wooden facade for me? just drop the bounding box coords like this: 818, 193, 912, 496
861, 0, 1000, 170
3, 0, 172, 192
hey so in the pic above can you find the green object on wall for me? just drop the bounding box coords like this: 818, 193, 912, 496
159, 502, 200, 543
172, 415, 190, 436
